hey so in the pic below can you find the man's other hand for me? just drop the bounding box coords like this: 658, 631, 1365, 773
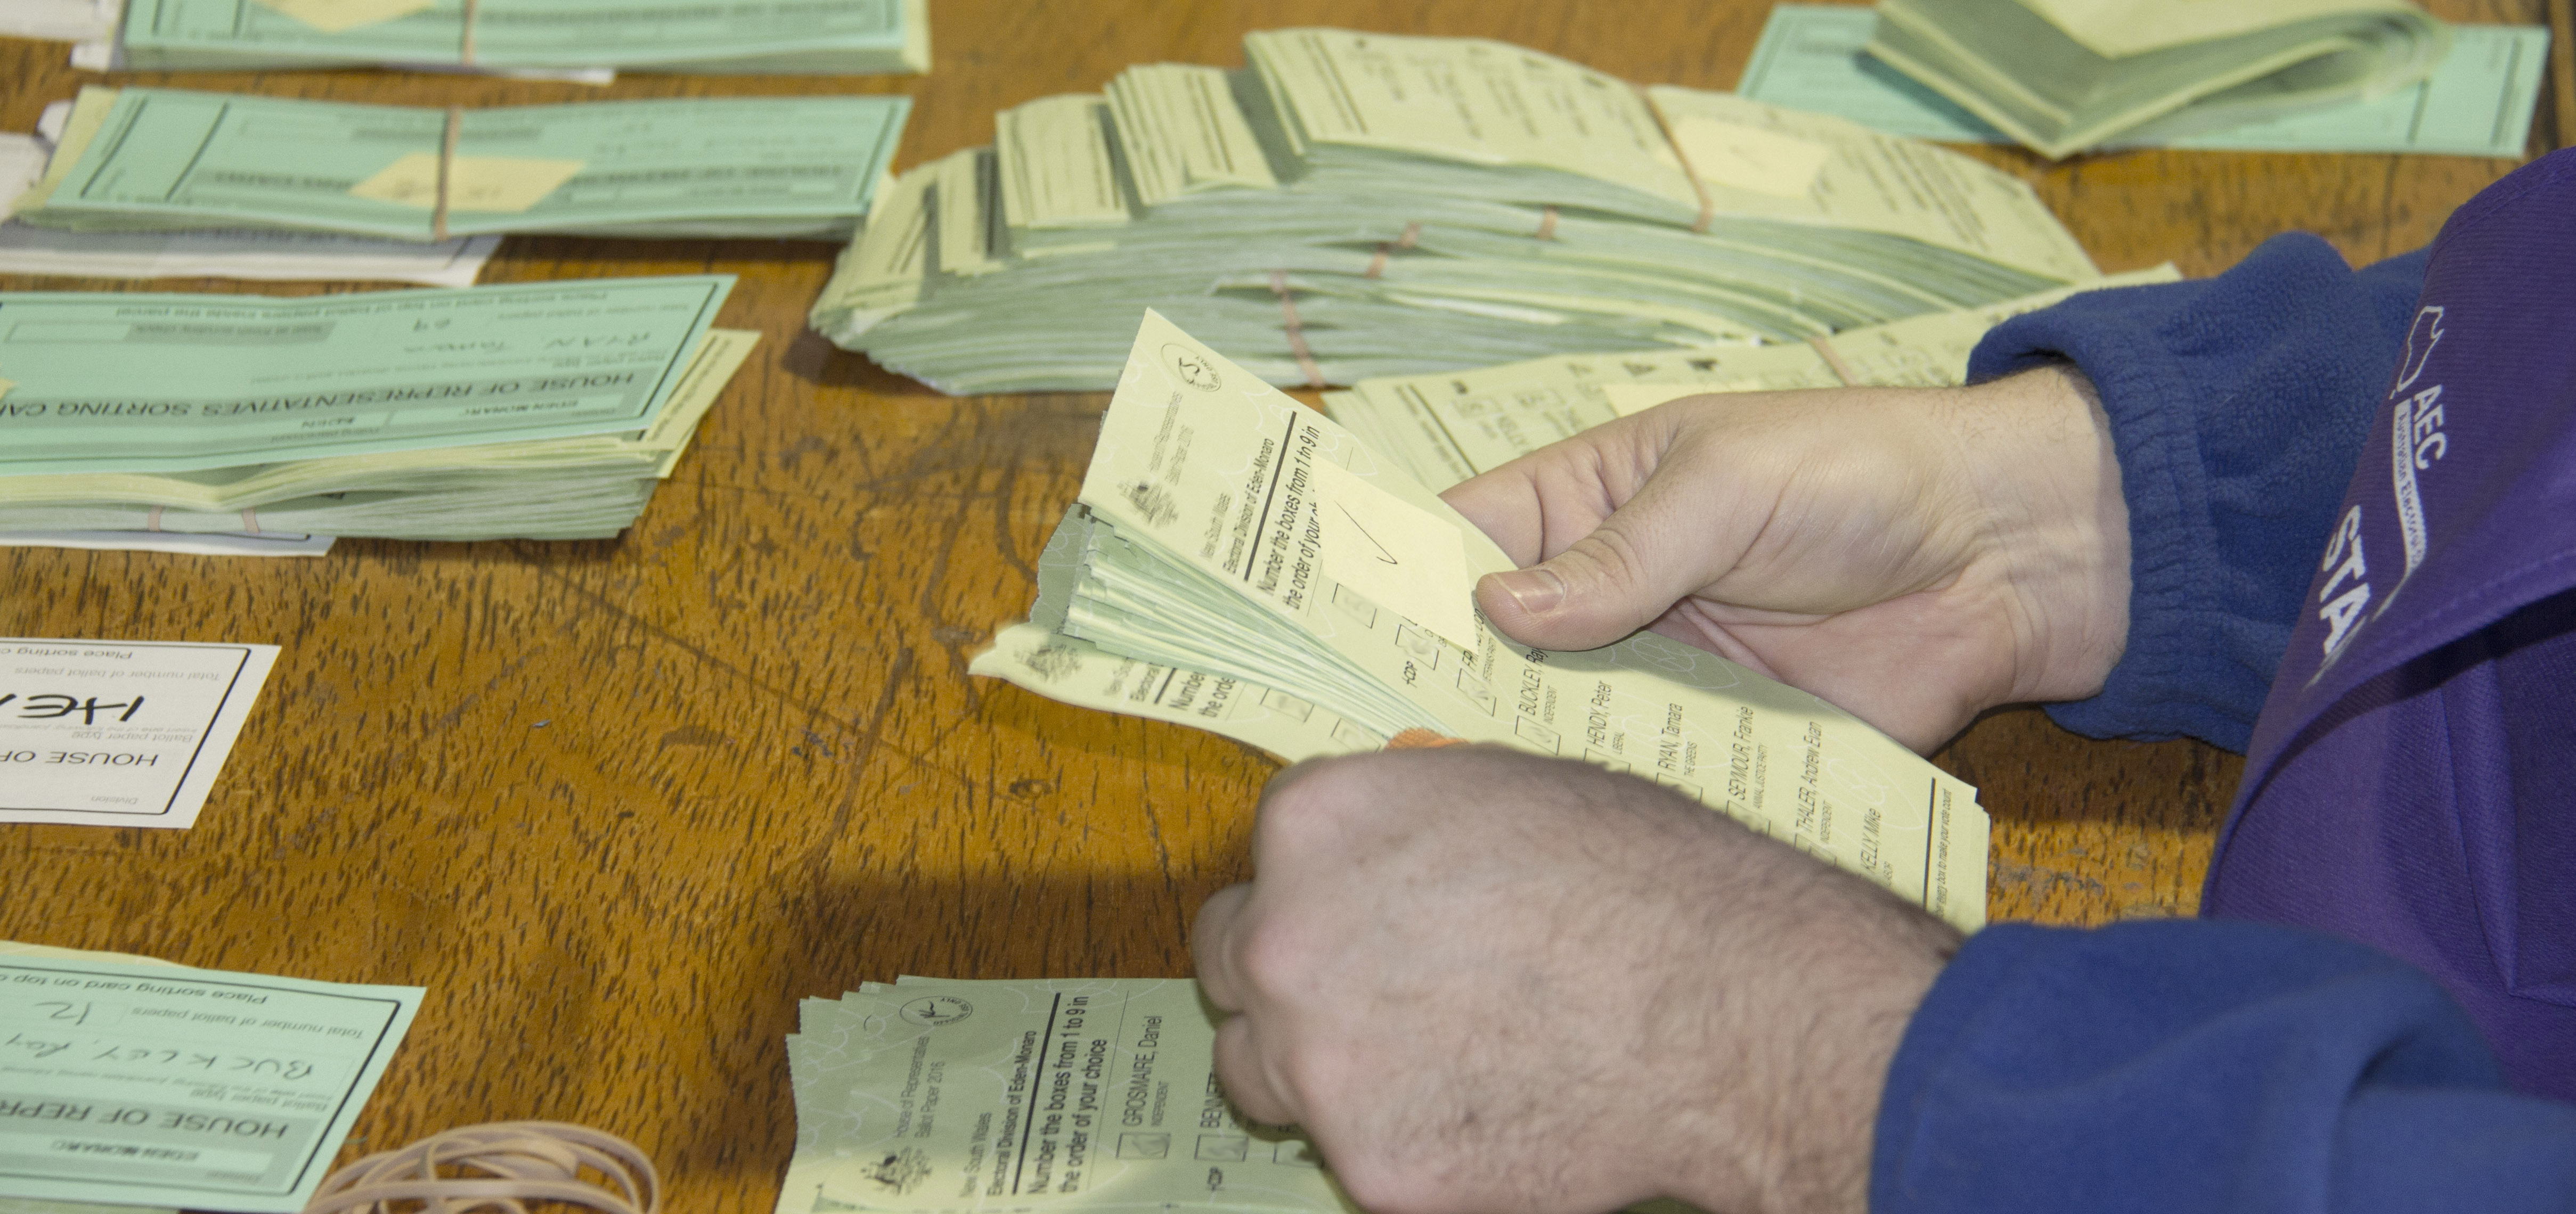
1442, 367, 2130, 752
1191, 748, 1961, 1214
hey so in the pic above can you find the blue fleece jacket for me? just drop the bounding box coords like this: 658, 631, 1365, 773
1875, 150, 2576, 1211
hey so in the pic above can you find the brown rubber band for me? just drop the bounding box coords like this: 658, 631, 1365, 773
239, 508, 259, 534
301, 1121, 659, 1214
431, 105, 461, 243
1634, 84, 1715, 234
1267, 269, 1326, 389
1386, 728, 1468, 750
146, 506, 164, 532
1534, 206, 1559, 241
458, 0, 479, 65
1804, 334, 1860, 386
1363, 221, 1420, 279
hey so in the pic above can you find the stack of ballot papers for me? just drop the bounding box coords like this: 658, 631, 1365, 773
0, 941, 423, 1214
1327, 265, 2181, 490
1867, 0, 2455, 158
11, 87, 909, 243
810, 27, 2106, 394
102, 0, 928, 74
972, 313, 1990, 932
1, 103, 499, 285
1739, 5, 2547, 158
781, 977, 1351, 1214
0, 277, 757, 543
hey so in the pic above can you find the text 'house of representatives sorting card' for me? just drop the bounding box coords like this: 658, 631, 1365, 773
0, 639, 279, 829
0, 954, 422, 1212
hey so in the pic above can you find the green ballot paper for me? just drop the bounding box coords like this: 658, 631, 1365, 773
0, 950, 423, 1213
972, 313, 1989, 931
115, 0, 930, 75
14, 88, 907, 242
779, 977, 1350, 1214
0, 275, 731, 477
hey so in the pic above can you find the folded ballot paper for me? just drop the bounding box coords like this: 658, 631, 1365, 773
1, 105, 498, 286
972, 313, 1989, 932
0, 277, 757, 542
104, 0, 928, 74
1327, 265, 2182, 490
12, 87, 909, 243
1866, 0, 2455, 158
813, 28, 2105, 394
780, 977, 1350, 1214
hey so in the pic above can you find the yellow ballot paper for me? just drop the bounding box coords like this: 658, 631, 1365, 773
1665, 119, 1834, 199
249, 0, 434, 33
347, 155, 589, 214
1322, 266, 2184, 491
779, 978, 1351, 1214
973, 311, 1990, 931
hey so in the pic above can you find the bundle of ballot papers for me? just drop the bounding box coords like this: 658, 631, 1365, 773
0, 277, 756, 543
2, 102, 502, 285
971, 312, 1989, 931
1327, 265, 2181, 490
810, 27, 2107, 395
1866, 0, 2454, 158
95, 0, 927, 74
781, 976, 1350, 1214
10, 87, 909, 243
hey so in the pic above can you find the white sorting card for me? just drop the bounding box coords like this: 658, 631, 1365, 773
0, 639, 279, 829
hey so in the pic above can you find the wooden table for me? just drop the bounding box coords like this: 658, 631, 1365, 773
0, 2, 2551, 1207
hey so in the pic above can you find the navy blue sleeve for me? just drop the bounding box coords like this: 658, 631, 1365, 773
1966, 237, 2430, 751
1872, 921, 2576, 1214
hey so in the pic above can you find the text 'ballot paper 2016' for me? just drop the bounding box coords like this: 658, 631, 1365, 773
0, 953, 421, 1213
0, 639, 276, 829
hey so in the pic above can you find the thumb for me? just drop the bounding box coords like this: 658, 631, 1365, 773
1475, 475, 1729, 651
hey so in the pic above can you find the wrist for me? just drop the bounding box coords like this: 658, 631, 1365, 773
1654, 840, 1961, 1214
1947, 364, 2131, 711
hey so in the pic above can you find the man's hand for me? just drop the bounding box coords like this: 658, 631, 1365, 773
1442, 367, 2130, 752
1191, 748, 1961, 1214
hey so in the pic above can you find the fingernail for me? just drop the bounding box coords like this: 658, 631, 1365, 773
1490, 567, 1565, 616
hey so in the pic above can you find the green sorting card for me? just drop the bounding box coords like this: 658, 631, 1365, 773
120, 0, 911, 70
0, 276, 732, 475
0, 954, 422, 1214
1737, 5, 2548, 157
37, 89, 908, 240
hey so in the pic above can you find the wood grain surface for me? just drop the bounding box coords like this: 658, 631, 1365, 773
0, 2, 2547, 1208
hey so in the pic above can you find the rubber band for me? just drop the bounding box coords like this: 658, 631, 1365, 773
146, 506, 164, 532
1363, 221, 1420, 279
240, 508, 260, 534
301, 1121, 660, 1214
1267, 269, 1326, 389
1387, 728, 1467, 750
1534, 206, 1559, 241
458, 0, 479, 65
431, 106, 461, 243
1634, 85, 1715, 234
1804, 334, 1860, 386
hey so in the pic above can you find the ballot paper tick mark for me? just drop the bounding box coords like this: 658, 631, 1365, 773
1337, 505, 1399, 564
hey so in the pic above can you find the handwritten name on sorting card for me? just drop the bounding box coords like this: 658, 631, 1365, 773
0, 639, 278, 829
